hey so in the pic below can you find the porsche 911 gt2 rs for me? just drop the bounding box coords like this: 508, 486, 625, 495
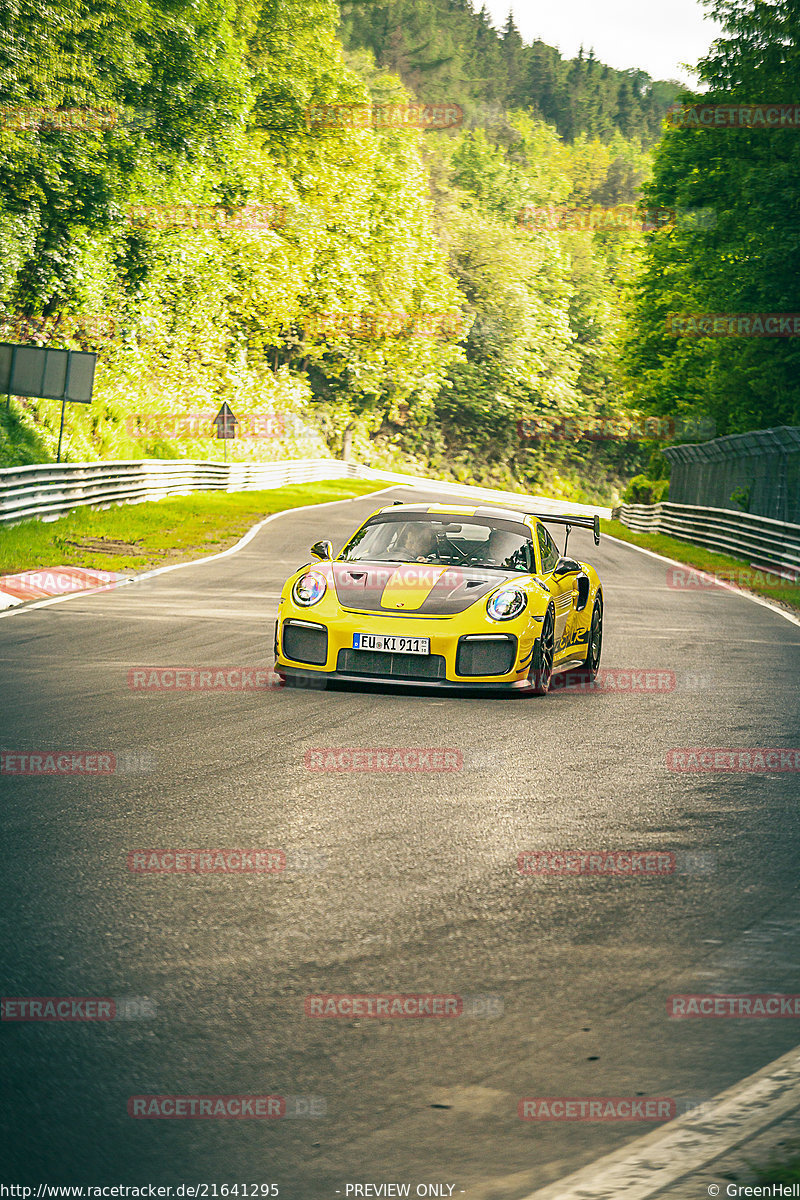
274, 502, 603, 694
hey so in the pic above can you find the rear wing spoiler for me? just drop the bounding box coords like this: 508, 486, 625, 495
524, 512, 601, 552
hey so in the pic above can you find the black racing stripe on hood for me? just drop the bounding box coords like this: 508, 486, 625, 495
331, 563, 396, 611
416, 568, 506, 614
331, 562, 509, 615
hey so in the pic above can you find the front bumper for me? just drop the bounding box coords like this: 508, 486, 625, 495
277, 663, 539, 691
276, 607, 538, 687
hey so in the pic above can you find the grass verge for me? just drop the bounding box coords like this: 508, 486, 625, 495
0, 479, 386, 576
755, 1153, 800, 1185
601, 518, 800, 616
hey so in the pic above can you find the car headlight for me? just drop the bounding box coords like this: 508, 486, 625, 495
292, 571, 327, 607
486, 585, 527, 621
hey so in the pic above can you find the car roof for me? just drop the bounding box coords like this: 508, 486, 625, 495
375, 502, 535, 526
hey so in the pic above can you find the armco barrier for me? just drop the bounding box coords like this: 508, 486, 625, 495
0, 458, 611, 526
0, 460, 359, 525
616, 501, 800, 575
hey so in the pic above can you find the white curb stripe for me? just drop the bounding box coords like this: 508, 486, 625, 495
604, 531, 800, 629
523, 1043, 800, 1199
0, 480, 603, 619
2, 478, 797, 637
0, 567, 126, 608
0, 484, 402, 619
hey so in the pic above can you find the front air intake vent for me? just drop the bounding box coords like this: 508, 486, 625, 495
456, 635, 516, 677
337, 649, 446, 681
283, 621, 328, 666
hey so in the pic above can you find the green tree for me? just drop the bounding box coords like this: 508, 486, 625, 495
624, 0, 800, 434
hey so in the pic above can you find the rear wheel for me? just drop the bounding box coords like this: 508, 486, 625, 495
581, 595, 603, 679
529, 606, 555, 695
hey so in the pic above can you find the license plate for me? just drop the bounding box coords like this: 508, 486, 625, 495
353, 633, 430, 655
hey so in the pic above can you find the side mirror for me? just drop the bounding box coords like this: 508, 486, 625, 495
554, 556, 581, 577
310, 540, 333, 561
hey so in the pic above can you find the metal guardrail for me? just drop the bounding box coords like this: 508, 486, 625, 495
616, 501, 800, 575
0, 459, 362, 525
0, 458, 613, 526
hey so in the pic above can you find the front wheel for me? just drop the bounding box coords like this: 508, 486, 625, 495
529, 606, 555, 695
581, 595, 603, 679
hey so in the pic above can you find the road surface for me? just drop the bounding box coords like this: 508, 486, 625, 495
2, 485, 800, 1198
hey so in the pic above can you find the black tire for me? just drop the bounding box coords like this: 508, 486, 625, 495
581, 595, 603, 679
529, 606, 555, 695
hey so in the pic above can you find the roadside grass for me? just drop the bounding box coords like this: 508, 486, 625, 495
755, 1154, 800, 1184
0, 479, 386, 575
601, 518, 800, 615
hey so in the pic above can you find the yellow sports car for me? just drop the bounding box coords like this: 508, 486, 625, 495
274, 502, 603, 694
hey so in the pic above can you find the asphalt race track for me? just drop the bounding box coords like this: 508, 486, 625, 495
2, 484, 800, 1199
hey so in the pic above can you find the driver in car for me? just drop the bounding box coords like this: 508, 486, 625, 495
394, 523, 438, 562
481, 527, 526, 568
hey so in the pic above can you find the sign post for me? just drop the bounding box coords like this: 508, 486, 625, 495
57, 397, 67, 460
214, 402, 238, 462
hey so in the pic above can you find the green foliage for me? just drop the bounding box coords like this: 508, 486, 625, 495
623, 0, 800, 435
730, 484, 751, 512
0, 0, 684, 507
338, 0, 680, 144
621, 474, 669, 503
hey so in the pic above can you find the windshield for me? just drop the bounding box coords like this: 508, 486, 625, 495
339, 515, 533, 572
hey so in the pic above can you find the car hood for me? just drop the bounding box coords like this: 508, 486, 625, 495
330, 561, 512, 615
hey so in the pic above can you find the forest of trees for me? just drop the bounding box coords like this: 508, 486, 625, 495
625, 0, 800, 437
339, 0, 681, 144
0, 0, 795, 502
